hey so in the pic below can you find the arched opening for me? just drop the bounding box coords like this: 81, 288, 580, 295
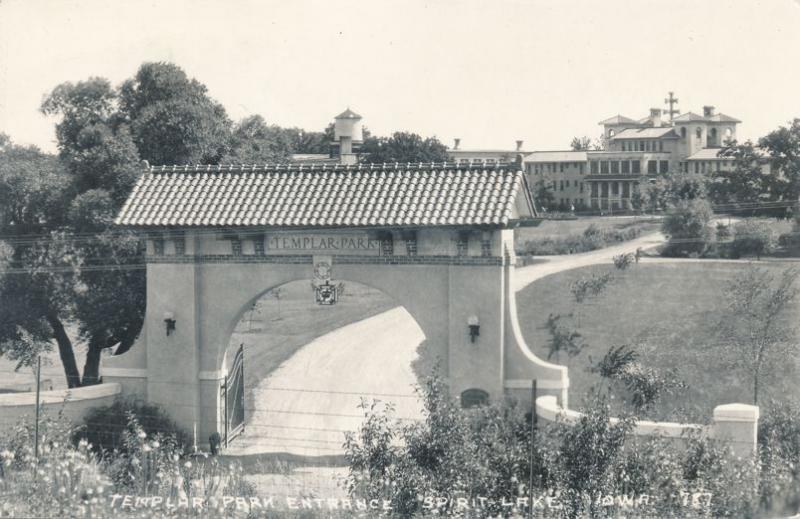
695, 127, 702, 140
460, 388, 489, 408
680, 127, 687, 139
608, 129, 615, 138
220, 278, 429, 456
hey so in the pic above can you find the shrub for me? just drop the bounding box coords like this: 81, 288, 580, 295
731, 219, 778, 259
716, 222, 731, 240
74, 398, 190, 456
516, 222, 648, 256
613, 252, 634, 270
570, 271, 613, 303
661, 198, 714, 257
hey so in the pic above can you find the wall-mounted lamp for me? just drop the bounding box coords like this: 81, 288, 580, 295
467, 315, 480, 343
164, 311, 176, 336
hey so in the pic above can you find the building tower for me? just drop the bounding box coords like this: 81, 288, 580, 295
333, 108, 363, 165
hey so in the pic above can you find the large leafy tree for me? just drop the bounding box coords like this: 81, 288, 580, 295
41, 78, 146, 386
711, 141, 776, 209
759, 118, 800, 205
222, 115, 293, 163
359, 131, 448, 164
118, 62, 232, 165
0, 136, 82, 385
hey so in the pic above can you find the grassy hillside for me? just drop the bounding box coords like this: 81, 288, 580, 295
516, 262, 800, 422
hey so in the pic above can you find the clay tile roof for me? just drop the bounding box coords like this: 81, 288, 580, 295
115, 163, 530, 229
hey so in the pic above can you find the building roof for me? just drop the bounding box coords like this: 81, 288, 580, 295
673, 112, 706, 122
335, 108, 362, 119
523, 150, 587, 162
598, 115, 637, 125
290, 154, 338, 164
115, 163, 532, 228
610, 127, 680, 140
706, 113, 741, 123
674, 111, 740, 124
686, 148, 726, 160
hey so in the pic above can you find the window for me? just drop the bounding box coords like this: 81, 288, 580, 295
574, 180, 578, 187
600, 161, 609, 174
622, 182, 630, 198
552, 180, 557, 190
681, 127, 687, 139
647, 160, 657, 174
694, 162, 699, 174
716, 161, 721, 172
659, 161, 669, 174
404, 231, 418, 256
460, 389, 489, 408
659, 141, 664, 152
380, 232, 394, 257
631, 161, 641, 174
579, 163, 584, 175
591, 183, 599, 197
456, 231, 469, 256
601, 182, 609, 197
609, 129, 616, 138
481, 238, 492, 257
725, 127, 733, 139
559, 180, 564, 191
696, 127, 702, 139
559, 163, 564, 173
611, 182, 619, 195
580, 182, 584, 193
231, 238, 242, 256
638, 141, 644, 151
611, 161, 620, 174
621, 161, 630, 174
591, 161, 599, 174
152, 238, 165, 256
253, 237, 263, 256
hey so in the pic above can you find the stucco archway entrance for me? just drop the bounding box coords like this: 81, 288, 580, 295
105, 162, 568, 448
221, 279, 426, 456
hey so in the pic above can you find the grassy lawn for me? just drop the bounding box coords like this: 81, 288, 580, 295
516, 261, 800, 422
228, 280, 396, 414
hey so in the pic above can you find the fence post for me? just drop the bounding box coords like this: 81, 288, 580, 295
529, 379, 537, 519
712, 403, 759, 458
34, 355, 41, 461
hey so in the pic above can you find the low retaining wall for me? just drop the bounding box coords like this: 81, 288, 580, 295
536, 396, 759, 458
0, 383, 122, 435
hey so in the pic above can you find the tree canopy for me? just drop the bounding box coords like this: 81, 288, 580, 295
358, 131, 448, 164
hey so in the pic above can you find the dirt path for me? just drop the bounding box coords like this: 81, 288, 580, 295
226, 306, 424, 457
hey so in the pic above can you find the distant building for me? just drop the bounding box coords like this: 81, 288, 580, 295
524, 104, 742, 211
447, 139, 528, 166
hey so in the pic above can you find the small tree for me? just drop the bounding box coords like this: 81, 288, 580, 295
661, 198, 714, 257
544, 313, 585, 362
717, 266, 799, 404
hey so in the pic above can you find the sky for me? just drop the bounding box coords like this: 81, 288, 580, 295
1, 0, 799, 155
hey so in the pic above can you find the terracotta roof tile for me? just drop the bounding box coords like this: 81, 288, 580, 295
116, 163, 528, 228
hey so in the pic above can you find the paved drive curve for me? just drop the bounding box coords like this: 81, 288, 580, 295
226, 306, 425, 457
228, 231, 667, 457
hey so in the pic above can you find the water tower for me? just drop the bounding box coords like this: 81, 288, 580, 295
333, 108, 363, 165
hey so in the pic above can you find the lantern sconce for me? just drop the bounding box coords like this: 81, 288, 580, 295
164, 311, 176, 336
467, 315, 480, 343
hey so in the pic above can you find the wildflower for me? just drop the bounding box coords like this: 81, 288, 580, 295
142, 445, 152, 453
184, 461, 192, 469
137, 431, 147, 440
151, 441, 160, 449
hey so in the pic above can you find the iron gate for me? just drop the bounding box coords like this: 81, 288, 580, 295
221, 343, 245, 447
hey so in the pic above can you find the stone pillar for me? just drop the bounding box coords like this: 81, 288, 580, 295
712, 403, 759, 458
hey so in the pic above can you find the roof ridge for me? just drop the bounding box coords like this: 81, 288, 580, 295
147, 162, 517, 174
